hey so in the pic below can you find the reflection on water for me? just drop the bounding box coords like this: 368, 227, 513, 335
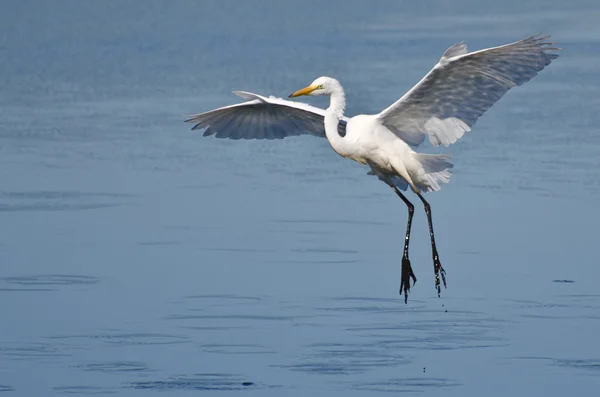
1, 0, 600, 396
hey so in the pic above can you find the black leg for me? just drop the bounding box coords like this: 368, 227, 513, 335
416, 192, 447, 297
392, 186, 416, 303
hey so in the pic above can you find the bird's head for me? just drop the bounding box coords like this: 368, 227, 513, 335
289, 76, 340, 98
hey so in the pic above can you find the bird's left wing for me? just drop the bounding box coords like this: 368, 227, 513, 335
376, 34, 560, 147
185, 91, 347, 139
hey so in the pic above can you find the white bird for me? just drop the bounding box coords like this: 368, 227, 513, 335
185, 34, 559, 302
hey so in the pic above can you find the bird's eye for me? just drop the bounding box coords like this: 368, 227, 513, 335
318, 84, 324, 89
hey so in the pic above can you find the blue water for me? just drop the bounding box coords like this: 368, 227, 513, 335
1, 0, 600, 395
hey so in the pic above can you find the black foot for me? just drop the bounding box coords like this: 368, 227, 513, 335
400, 256, 417, 304
433, 254, 447, 297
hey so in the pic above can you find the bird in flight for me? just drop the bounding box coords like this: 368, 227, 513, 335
185, 34, 560, 302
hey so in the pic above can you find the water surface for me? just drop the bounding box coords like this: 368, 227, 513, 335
1, 0, 600, 395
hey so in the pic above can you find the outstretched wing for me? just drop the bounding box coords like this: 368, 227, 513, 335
377, 34, 560, 147
185, 91, 347, 139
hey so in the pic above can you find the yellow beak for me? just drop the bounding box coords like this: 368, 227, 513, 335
289, 85, 318, 98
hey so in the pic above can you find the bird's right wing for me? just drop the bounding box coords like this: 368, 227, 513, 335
376, 34, 560, 147
185, 91, 347, 139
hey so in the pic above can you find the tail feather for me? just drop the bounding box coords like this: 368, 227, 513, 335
413, 153, 454, 193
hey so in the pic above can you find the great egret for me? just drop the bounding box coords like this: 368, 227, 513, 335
185, 34, 559, 302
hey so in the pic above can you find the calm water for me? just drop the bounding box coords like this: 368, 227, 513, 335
1, 1, 600, 395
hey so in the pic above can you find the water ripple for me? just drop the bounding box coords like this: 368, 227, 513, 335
0, 190, 134, 212
48, 332, 190, 346
0, 202, 118, 212
274, 341, 410, 375
138, 240, 181, 246
275, 218, 390, 226
0, 191, 133, 200
0, 287, 55, 292
0, 342, 69, 360
200, 344, 276, 355
506, 295, 600, 320
353, 377, 462, 393
316, 296, 428, 313
556, 359, 600, 372
355, 317, 508, 351
184, 294, 263, 301
53, 385, 117, 394
129, 373, 259, 391
512, 356, 600, 375
0, 274, 99, 287
182, 326, 245, 332
71, 361, 150, 373
167, 313, 296, 321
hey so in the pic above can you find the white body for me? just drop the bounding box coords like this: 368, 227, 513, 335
347, 115, 449, 192
318, 82, 451, 193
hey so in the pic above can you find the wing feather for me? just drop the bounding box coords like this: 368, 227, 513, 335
185, 91, 348, 140
227, 108, 247, 140
237, 111, 254, 139
377, 34, 560, 147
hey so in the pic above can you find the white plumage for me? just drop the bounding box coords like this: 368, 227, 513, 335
185, 34, 560, 301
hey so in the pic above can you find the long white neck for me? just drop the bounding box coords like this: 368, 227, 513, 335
324, 85, 349, 157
